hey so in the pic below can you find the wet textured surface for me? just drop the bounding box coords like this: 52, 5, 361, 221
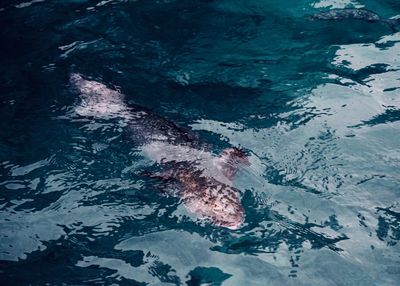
0, 0, 400, 285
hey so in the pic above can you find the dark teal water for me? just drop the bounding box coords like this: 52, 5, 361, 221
1, 0, 400, 285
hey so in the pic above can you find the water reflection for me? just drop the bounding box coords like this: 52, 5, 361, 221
1, 0, 400, 285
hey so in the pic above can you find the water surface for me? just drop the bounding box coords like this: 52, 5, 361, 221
0, 0, 399, 285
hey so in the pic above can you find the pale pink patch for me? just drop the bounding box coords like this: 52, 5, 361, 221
70, 73, 130, 119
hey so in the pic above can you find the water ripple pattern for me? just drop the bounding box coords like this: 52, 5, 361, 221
0, 0, 399, 285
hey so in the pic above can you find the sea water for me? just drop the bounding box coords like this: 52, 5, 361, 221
0, 0, 399, 285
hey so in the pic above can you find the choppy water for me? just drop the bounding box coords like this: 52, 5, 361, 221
1, 0, 400, 285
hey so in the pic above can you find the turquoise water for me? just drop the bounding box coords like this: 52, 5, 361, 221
1, 0, 400, 285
